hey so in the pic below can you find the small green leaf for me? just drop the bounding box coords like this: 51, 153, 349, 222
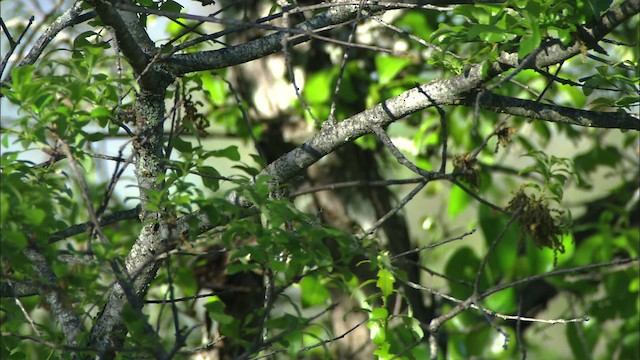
197, 166, 221, 191
403, 316, 424, 339
25, 208, 46, 226
209, 145, 240, 161
305, 69, 334, 103
300, 276, 330, 308
171, 137, 192, 153
11, 65, 35, 89
373, 342, 392, 359
91, 106, 112, 120
376, 268, 395, 297
204, 296, 234, 324
375, 55, 412, 85
448, 185, 473, 218
160, 0, 183, 12
202, 72, 227, 106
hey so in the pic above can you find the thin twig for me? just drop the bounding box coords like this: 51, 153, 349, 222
391, 229, 476, 260
281, 1, 320, 127
0, 16, 34, 78
56, 137, 109, 252
360, 180, 427, 239
290, 177, 424, 197
218, 73, 267, 161
372, 125, 438, 179
327, 0, 366, 126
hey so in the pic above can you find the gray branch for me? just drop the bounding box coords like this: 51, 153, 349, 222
86, 0, 156, 76
0, 280, 39, 298
167, 2, 377, 74
25, 248, 84, 350
257, 0, 639, 184
471, 93, 640, 130
48, 206, 141, 244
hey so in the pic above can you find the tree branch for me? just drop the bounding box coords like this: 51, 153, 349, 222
254, 0, 639, 185
48, 206, 141, 244
468, 93, 640, 130
167, 2, 382, 74
0, 280, 39, 298
86, 0, 156, 76
25, 247, 84, 350
1, 0, 87, 85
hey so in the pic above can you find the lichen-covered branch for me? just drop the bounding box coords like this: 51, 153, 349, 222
25, 248, 84, 349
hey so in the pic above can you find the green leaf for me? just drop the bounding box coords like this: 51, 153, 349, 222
204, 296, 234, 324
375, 55, 412, 85
403, 316, 424, 339
300, 276, 330, 308
304, 69, 334, 103
373, 342, 392, 359
454, 5, 491, 24
201, 72, 227, 106
566, 321, 599, 358
468, 24, 514, 43
197, 166, 221, 191
445, 247, 481, 299
448, 185, 473, 218
395, 11, 433, 39
376, 268, 395, 297
478, 206, 519, 277
11, 65, 35, 89
171, 137, 193, 153
160, 0, 183, 12
25, 208, 46, 226
209, 145, 240, 161
519, 11, 541, 58
368, 320, 386, 345
90, 106, 112, 121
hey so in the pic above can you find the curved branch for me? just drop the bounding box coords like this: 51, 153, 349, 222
468, 93, 640, 130
26, 248, 84, 349
167, 2, 380, 74
86, 0, 156, 76
256, 0, 639, 184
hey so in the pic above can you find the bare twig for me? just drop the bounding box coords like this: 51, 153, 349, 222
0, 16, 34, 78
219, 74, 267, 161
360, 180, 427, 239
392, 229, 476, 260
56, 137, 110, 252
290, 177, 425, 197
326, 0, 366, 126
281, 1, 321, 127
1, 0, 88, 85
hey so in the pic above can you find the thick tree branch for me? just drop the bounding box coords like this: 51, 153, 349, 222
0, 280, 39, 298
25, 248, 84, 350
255, 0, 639, 184
167, 2, 380, 74
495, 0, 639, 71
88, 90, 169, 357
468, 93, 640, 130
86, 0, 155, 76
